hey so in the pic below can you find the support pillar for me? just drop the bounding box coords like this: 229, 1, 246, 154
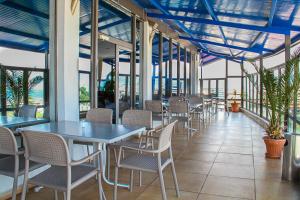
191, 52, 199, 95
158, 32, 163, 99
184, 48, 187, 96
91, 0, 98, 109
168, 39, 173, 97
141, 21, 153, 104
176, 44, 180, 96
49, 0, 80, 121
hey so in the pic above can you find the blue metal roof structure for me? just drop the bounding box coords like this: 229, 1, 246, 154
0, 0, 132, 59
134, 0, 300, 65
1, 0, 300, 65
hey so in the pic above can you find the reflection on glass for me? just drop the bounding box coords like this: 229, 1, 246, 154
79, 73, 90, 112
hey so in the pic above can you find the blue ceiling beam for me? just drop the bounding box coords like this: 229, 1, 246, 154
179, 36, 272, 53
0, 27, 48, 41
80, 18, 130, 36
147, 0, 207, 50
189, 31, 250, 45
161, 6, 268, 22
268, 0, 278, 26
1, 1, 48, 19
201, 49, 245, 61
147, 13, 291, 35
249, 0, 278, 50
0, 40, 44, 52
201, 0, 234, 56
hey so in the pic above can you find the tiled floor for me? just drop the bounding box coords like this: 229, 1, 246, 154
15, 112, 300, 200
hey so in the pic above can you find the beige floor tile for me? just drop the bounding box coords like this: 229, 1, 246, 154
220, 145, 252, 155
254, 164, 282, 181
255, 179, 300, 200
201, 176, 255, 199
136, 186, 198, 200
174, 159, 213, 174
215, 153, 253, 165
197, 194, 249, 200
209, 163, 254, 179
179, 151, 217, 162
151, 172, 206, 192
188, 144, 221, 153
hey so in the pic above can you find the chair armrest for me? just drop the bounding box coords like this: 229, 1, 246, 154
120, 145, 160, 154
70, 150, 101, 166
17, 150, 25, 155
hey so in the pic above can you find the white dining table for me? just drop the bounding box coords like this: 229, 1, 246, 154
17, 120, 146, 189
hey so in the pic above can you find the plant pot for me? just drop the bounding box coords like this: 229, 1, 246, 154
231, 102, 240, 112
263, 136, 286, 159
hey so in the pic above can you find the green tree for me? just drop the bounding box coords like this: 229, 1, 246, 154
3, 68, 43, 116
79, 86, 90, 101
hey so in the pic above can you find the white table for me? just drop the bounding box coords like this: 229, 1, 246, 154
17, 120, 146, 188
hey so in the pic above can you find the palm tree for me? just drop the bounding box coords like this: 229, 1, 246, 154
249, 48, 300, 139
4, 69, 43, 116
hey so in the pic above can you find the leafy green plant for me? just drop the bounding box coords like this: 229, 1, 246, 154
230, 89, 239, 104
2, 68, 43, 116
249, 49, 300, 139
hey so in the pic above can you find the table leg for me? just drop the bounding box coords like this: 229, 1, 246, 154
96, 143, 130, 189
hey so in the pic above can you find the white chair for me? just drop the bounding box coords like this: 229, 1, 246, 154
168, 100, 193, 139
86, 108, 113, 124
20, 131, 105, 200
18, 105, 37, 118
113, 121, 179, 200
145, 100, 166, 128
0, 127, 42, 200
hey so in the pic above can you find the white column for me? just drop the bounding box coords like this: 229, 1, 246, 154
141, 21, 153, 104
49, 0, 80, 121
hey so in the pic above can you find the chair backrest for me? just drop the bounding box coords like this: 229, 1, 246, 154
168, 96, 183, 103
18, 105, 37, 118
158, 121, 177, 150
22, 131, 70, 166
43, 106, 49, 119
86, 108, 113, 124
145, 100, 163, 113
188, 96, 203, 105
169, 101, 189, 114
0, 127, 18, 155
122, 109, 152, 129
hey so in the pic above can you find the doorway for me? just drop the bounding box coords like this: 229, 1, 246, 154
97, 40, 132, 123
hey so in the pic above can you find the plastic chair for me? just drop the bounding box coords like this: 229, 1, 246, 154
109, 109, 154, 187
113, 121, 179, 200
20, 131, 105, 200
18, 105, 37, 118
0, 127, 42, 200
168, 100, 193, 139
86, 108, 113, 124
145, 100, 166, 128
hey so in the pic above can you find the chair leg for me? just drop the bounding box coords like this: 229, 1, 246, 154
139, 170, 142, 187
158, 168, 167, 200
113, 166, 119, 200
97, 170, 104, 200
54, 190, 58, 200
21, 160, 29, 200
130, 170, 134, 192
12, 175, 18, 200
170, 160, 180, 197
107, 148, 111, 180
65, 190, 71, 200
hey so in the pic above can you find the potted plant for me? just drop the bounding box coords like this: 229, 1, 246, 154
250, 49, 300, 159
231, 89, 240, 112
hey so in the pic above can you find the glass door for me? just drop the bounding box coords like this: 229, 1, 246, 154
98, 41, 133, 123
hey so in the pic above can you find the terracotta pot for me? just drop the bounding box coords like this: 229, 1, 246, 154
263, 136, 286, 159
231, 102, 240, 112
